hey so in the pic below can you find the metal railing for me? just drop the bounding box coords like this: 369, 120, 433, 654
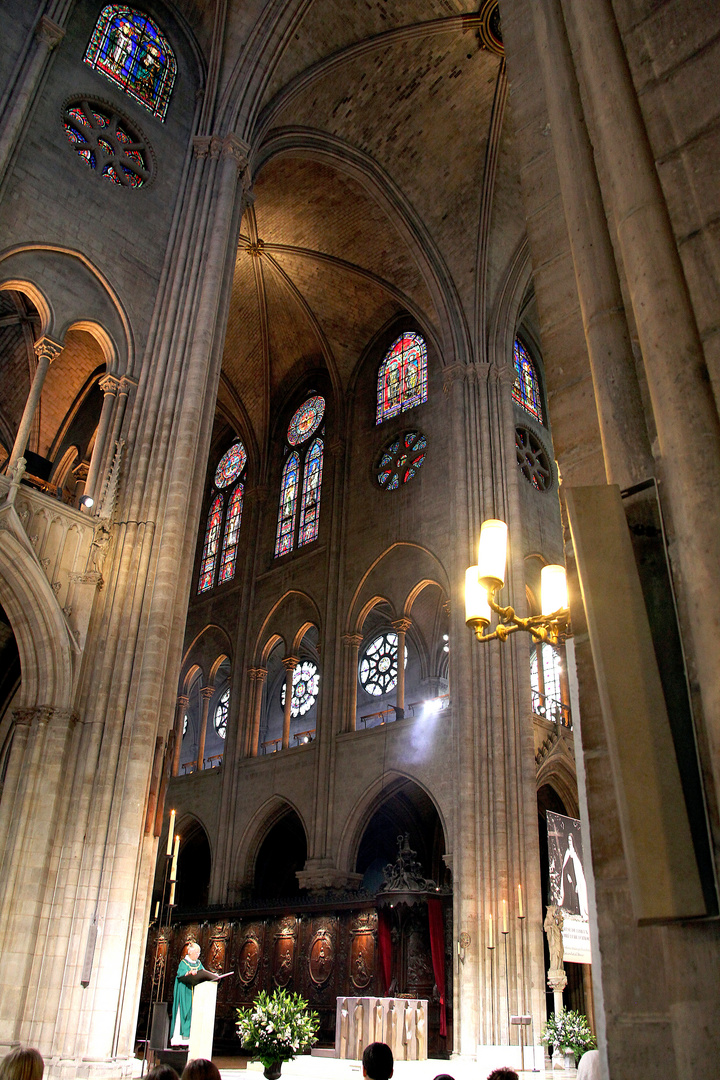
532, 688, 571, 729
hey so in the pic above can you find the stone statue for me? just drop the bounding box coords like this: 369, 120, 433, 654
354, 999, 364, 1059
544, 904, 565, 974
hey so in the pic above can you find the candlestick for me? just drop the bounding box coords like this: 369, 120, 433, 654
166, 810, 176, 856
518, 883, 523, 919
502, 898, 508, 934
170, 834, 180, 881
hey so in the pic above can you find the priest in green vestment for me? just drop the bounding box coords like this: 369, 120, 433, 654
170, 941, 202, 1044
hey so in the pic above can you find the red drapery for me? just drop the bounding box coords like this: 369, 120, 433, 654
378, 907, 393, 993
427, 897, 447, 1036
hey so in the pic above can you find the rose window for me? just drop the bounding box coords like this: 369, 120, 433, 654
287, 396, 325, 446
214, 442, 247, 488
376, 431, 427, 491
516, 427, 552, 491
359, 633, 408, 696
62, 100, 151, 187
280, 660, 320, 717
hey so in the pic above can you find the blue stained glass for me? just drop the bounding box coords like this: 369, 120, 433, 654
287, 396, 325, 446
298, 439, 323, 546
387, 475, 399, 491
379, 452, 394, 468
376, 332, 428, 424
378, 471, 392, 485
84, 6, 177, 121
275, 452, 300, 557
512, 338, 544, 423
376, 431, 428, 491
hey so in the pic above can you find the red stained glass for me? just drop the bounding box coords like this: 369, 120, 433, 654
376, 431, 427, 490
376, 332, 428, 424
298, 439, 323, 546
62, 101, 149, 187
214, 441, 247, 488
198, 495, 222, 593
287, 396, 325, 446
512, 339, 544, 423
218, 483, 244, 582
275, 453, 300, 557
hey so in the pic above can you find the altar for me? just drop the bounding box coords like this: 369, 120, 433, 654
335, 997, 428, 1061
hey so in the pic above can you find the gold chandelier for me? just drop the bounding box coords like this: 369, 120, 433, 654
465, 519, 570, 645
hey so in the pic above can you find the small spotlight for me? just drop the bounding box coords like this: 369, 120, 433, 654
443, 644, 449, 653
79, 494, 94, 508
443, 633, 449, 642
424, 698, 442, 718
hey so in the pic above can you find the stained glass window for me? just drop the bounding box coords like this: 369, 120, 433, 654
512, 338, 544, 423
215, 442, 247, 488
287, 396, 325, 446
198, 441, 247, 592
376, 431, 427, 490
280, 661, 320, 717
359, 633, 408, 697
376, 332, 428, 424
198, 494, 222, 593
84, 6, 176, 121
218, 483, 243, 582
275, 452, 300, 557
298, 439, 323, 546
62, 101, 150, 187
214, 688, 229, 739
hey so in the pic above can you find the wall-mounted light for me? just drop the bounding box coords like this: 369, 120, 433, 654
79, 494, 94, 508
465, 519, 570, 645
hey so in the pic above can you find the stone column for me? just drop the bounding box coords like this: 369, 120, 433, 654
391, 619, 411, 715
96, 376, 137, 509
196, 686, 214, 771
281, 657, 299, 750
7, 337, 63, 473
0, 17, 64, 189
247, 667, 267, 757
172, 695, 189, 776
561, 0, 720, 786
342, 634, 363, 732
84, 375, 119, 506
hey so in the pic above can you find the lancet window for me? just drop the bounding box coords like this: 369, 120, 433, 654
275, 396, 325, 557
512, 338, 544, 423
214, 688, 229, 739
376, 332, 428, 424
531, 643, 569, 727
84, 6, 177, 121
198, 441, 247, 592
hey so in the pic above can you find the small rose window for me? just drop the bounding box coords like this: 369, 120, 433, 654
62, 99, 151, 187
376, 431, 427, 491
516, 426, 552, 490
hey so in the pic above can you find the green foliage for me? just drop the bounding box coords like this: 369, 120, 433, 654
541, 1008, 596, 1063
236, 989, 319, 1067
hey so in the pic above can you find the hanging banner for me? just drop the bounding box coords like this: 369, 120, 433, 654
547, 811, 592, 964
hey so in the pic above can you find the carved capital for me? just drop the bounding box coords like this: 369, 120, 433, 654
99, 374, 120, 395
442, 362, 467, 394
119, 375, 138, 395
249, 667, 267, 683
34, 336, 63, 363
176, 695, 190, 707
12, 706, 78, 728
68, 570, 102, 587
193, 135, 214, 159
342, 633, 363, 649
223, 133, 250, 170
496, 362, 516, 387
36, 16, 64, 49
282, 655, 300, 672
201, 685, 215, 700
391, 618, 412, 634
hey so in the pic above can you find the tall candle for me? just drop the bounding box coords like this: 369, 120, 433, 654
488, 913, 494, 948
166, 810, 176, 856
502, 898, 508, 933
170, 834, 180, 881
518, 883, 524, 918
154, 901, 160, 919
169, 881, 176, 906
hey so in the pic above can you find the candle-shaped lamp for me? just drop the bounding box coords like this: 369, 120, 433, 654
154, 900, 160, 920
166, 809, 176, 856
169, 881, 176, 907
170, 834, 180, 881
502, 898, 508, 934
478, 519, 508, 592
488, 913, 494, 948
518, 883, 524, 919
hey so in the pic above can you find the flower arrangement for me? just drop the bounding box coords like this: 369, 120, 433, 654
236, 989, 319, 1073
541, 1008, 596, 1063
